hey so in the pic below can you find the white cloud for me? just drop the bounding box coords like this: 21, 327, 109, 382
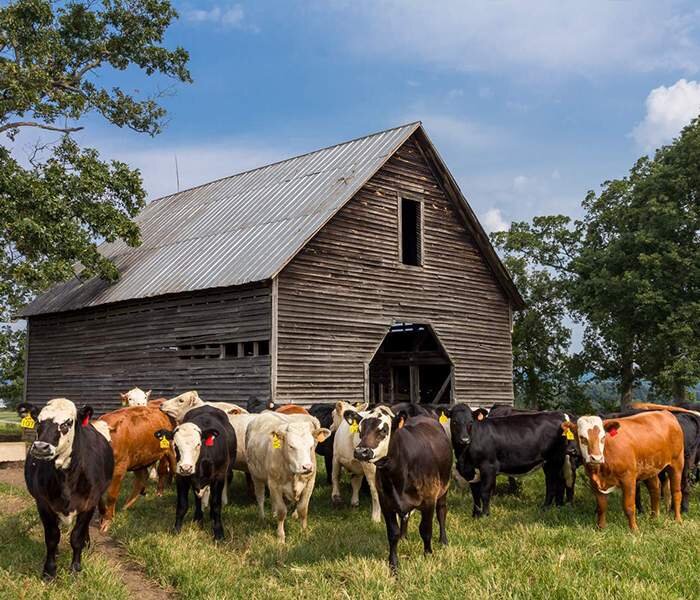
327, 1, 700, 74
513, 175, 532, 192
481, 208, 508, 233
632, 79, 700, 151
185, 3, 245, 28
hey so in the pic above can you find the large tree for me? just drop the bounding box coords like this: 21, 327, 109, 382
0, 0, 190, 405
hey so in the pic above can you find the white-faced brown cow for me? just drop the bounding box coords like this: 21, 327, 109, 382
245, 412, 330, 542
562, 411, 685, 531
120, 387, 151, 407
20, 399, 114, 579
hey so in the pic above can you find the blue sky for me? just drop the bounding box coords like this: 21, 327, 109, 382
16, 1, 700, 232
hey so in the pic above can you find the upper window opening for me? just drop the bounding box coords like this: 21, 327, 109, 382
400, 198, 422, 266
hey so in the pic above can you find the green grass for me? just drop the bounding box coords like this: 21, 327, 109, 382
0, 410, 20, 424
0, 410, 22, 442
1, 464, 700, 599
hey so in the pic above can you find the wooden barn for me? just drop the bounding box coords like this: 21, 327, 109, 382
21, 122, 524, 414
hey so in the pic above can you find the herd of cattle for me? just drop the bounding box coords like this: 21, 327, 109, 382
15, 389, 700, 578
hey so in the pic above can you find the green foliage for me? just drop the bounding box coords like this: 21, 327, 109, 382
0, 0, 190, 399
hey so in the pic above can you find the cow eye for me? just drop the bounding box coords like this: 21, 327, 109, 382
579, 437, 589, 446
59, 420, 72, 434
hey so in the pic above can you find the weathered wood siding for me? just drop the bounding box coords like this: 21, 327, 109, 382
26, 284, 271, 414
275, 135, 513, 406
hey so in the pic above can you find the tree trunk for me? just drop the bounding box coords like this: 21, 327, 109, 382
671, 379, 687, 405
620, 360, 634, 409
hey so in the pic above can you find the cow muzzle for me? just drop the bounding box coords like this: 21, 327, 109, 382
587, 454, 604, 465
177, 463, 194, 475
29, 441, 56, 460
354, 447, 373, 462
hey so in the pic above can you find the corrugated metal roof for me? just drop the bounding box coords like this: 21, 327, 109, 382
22, 122, 421, 316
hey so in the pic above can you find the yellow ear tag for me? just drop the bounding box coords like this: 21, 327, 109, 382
564, 429, 574, 441
20, 415, 35, 429
439, 412, 448, 424
349, 420, 359, 434
272, 434, 282, 449
159, 437, 170, 449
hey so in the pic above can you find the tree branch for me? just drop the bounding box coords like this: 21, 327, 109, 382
0, 122, 84, 135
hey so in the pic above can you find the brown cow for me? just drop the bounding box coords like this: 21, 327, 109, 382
562, 411, 684, 531
97, 406, 175, 531
275, 404, 310, 416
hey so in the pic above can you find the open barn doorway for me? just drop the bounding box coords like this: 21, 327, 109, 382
368, 323, 453, 405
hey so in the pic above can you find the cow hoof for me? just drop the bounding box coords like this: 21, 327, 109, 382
42, 569, 57, 582
350, 501, 360, 508
155, 491, 163, 497
331, 495, 343, 508
371, 515, 381, 523
70, 562, 82, 574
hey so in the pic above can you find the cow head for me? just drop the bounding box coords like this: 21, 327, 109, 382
28, 399, 93, 469
120, 387, 151, 407
348, 406, 395, 463
160, 391, 202, 423
332, 400, 368, 432
449, 404, 475, 447
564, 417, 621, 465
156, 423, 219, 476
272, 421, 331, 475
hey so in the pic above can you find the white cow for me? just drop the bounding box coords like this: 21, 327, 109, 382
245, 412, 330, 542
160, 391, 248, 422
120, 387, 151, 407
331, 401, 384, 523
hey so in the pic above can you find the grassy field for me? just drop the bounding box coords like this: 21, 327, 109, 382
0, 410, 22, 442
1, 464, 699, 599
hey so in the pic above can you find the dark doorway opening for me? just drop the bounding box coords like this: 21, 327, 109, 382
368, 323, 452, 405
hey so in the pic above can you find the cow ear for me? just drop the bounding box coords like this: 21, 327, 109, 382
355, 402, 368, 411
78, 405, 94, 427
335, 401, 346, 416
120, 393, 129, 406
225, 405, 244, 415
473, 408, 488, 421
17, 402, 39, 421
343, 410, 361, 426
392, 411, 408, 431
154, 428, 174, 440
145, 390, 152, 400
313, 427, 331, 443
604, 421, 621, 436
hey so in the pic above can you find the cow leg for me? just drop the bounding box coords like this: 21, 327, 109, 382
69, 508, 94, 573
156, 456, 170, 496
661, 473, 672, 512
269, 485, 287, 542
193, 492, 204, 527
38, 505, 60, 580
363, 464, 381, 523
399, 512, 410, 539
331, 457, 343, 507
436, 491, 448, 546
635, 482, 644, 514
643, 476, 660, 518
507, 476, 520, 495
295, 480, 314, 531
210, 479, 225, 541
419, 506, 435, 556
174, 476, 190, 533
565, 463, 576, 505
123, 468, 149, 510
669, 461, 683, 523
253, 476, 266, 519
324, 452, 333, 485
595, 491, 608, 529
680, 457, 691, 514
542, 462, 556, 508
349, 473, 363, 508
479, 469, 496, 517
100, 462, 126, 531
469, 481, 483, 517
245, 472, 255, 501
621, 477, 638, 532
383, 508, 401, 576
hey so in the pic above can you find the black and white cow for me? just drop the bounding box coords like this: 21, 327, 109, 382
18, 398, 114, 579
347, 406, 452, 574
155, 405, 236, 540
308, 403, 336, 484
450, 404, 574, 516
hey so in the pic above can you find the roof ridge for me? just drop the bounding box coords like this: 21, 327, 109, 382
149, 121, 422, 205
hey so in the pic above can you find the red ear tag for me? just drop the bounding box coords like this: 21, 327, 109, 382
608, 427, 618, 437
204, 434, 214, 447
81, 415, 90, 427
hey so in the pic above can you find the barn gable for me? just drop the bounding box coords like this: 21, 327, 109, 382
274, 133, 517, 405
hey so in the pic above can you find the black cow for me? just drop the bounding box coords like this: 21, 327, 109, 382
347, 407, 452, 574
308, 403, 335, 484
155, 405, 237, 540
19, 399, 114, 579
450, 405, 574, 516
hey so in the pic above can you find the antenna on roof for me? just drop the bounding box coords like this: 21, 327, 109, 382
174, 154, 180, 192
